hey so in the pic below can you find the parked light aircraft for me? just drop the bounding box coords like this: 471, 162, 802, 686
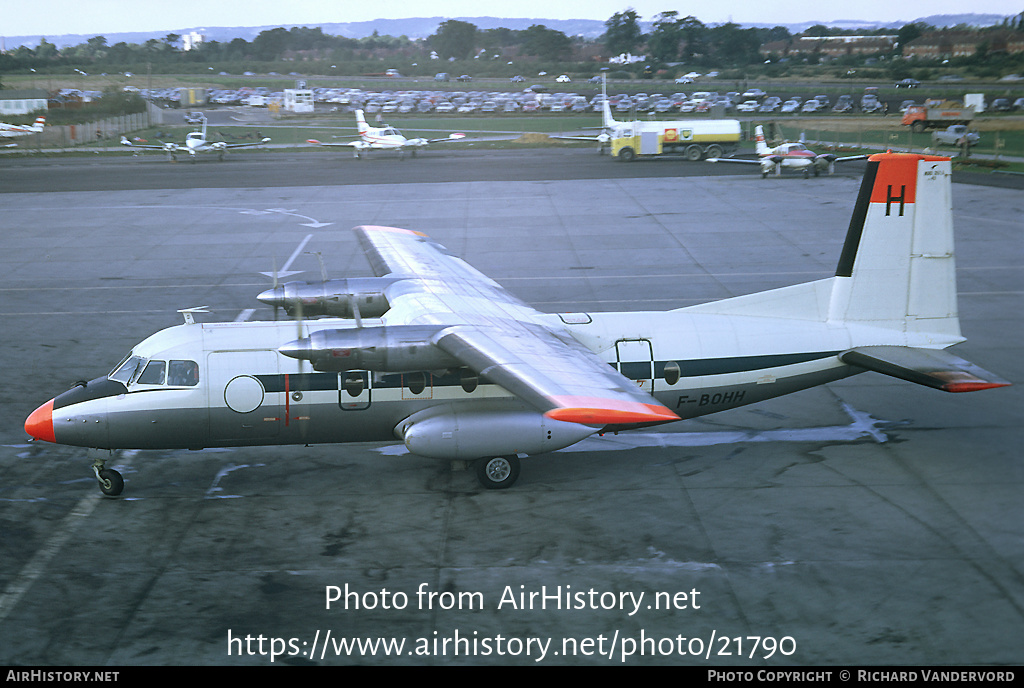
307, 109, 465, 158
0, 116, 45, 146
708, 124, 867, 177
120, 113, 270, 161
24, 152, 1009, 495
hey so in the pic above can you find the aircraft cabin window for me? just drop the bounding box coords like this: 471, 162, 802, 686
664, 361, 681, 386
406, 372, 426, 396
137, 360, 166, 385
344, 372, 365, 397
168, 360, 199, 386
460, 369, 478, 393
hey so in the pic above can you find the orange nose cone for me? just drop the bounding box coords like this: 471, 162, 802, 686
25, 399, 55, 443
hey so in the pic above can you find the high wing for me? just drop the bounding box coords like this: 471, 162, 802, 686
355, 225, 680, 426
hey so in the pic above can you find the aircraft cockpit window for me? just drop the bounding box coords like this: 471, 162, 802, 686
168, 360, 200, 386
137, 360, 166, 385
383, 127, 399, 136
109, 355, 145, 385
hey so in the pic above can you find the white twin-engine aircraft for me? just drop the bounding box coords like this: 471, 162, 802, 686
0, 116, 45, 146
120, 113, 270, 162
25, 152, 1009, 495
306, 109, 465, 158
709, 124, 868, 178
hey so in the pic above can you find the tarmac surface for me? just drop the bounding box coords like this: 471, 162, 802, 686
0, 149, 1021, 666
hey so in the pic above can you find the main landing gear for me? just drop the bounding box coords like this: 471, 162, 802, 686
474, 455, 520, 489
90, 452, 124, 496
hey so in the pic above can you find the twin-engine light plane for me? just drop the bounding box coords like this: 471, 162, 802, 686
0, 116, 45, 146
25, 153, 1009, 495
709, 124, 867, 178
120, 113, 270, 162
306, 109, 465, 159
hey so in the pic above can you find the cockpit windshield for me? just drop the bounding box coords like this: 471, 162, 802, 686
109, 354, 145, 385
108, 354, 200, 387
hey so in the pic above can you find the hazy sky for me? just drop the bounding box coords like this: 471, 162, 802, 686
5, 0, 1022, 37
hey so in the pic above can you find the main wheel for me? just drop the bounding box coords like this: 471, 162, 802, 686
475, 455, 520, 489
98, 468, 124, 497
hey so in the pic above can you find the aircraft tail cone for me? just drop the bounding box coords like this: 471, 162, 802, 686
25, 399, 55, 443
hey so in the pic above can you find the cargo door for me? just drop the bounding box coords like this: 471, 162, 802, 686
615, 339, 654, 393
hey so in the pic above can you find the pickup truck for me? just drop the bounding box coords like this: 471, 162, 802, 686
931, 125, 981, 147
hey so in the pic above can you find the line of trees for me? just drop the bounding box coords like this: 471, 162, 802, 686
1, 11, 1020, 78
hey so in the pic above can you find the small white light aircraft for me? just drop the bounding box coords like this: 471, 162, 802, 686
0, 116, 45, 146
25, 153, 1009, 495
306, 109, 465, 159
120, 113, 270, 162
709, 124, 867, 178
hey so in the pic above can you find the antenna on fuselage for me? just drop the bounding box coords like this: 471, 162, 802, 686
178, 306, 210, 325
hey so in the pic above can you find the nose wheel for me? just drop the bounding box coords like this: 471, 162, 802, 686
91, 456, 124, 496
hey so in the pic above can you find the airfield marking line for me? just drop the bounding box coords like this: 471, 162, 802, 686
0, 453, 136, 626
283, 234, 314, 273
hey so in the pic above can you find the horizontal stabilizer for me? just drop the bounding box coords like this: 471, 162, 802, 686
840, 346, 1010, 393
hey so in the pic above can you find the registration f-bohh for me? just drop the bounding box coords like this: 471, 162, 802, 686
24, 153, 1010, 493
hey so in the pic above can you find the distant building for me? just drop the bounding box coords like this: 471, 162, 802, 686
903, 30, 1024, 58
0, 89, 48, 116
760, 35, 896, 59
183, 31, 205, 51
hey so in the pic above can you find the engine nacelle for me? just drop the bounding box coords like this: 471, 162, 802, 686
396, 406, 598, 460
258, 277, 402, 318
279, 325, 459, 373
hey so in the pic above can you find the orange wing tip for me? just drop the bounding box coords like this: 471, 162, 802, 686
546, 400, 680, 426
942, 381, 1012, 393
25, 399, 55, 443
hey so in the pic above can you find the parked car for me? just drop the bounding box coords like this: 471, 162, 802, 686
456, 74, 472, 82
832, 95, 854, 113
991, 98, 1012, 112
931, 125, 981, 147
556, 74, 571, 83
895, 78, 921, 88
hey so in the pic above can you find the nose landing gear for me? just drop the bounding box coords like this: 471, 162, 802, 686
91, 453, 124, 496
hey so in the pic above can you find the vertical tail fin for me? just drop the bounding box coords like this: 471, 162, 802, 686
754, 125, 771, 156
33, 116, 45, 131
602, 100, 616, 129
829, 152, 961, 342
355, 109, 369, 135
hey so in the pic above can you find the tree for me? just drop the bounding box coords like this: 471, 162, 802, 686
522, 25, 573, 61
430, 20, 478, 60
604, 9, 643, 56
648, 11, 684, 62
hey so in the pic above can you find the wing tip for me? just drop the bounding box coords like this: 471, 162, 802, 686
356, 225, 429, 238
545, 400, 680, 426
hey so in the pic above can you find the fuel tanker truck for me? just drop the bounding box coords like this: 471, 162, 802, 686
609, 117, 742, 161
